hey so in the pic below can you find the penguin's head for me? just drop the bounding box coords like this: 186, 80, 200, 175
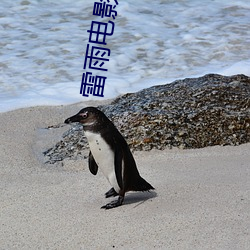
65, 107, 108, 129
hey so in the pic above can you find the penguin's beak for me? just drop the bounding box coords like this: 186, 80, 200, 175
64, 114, 81, 124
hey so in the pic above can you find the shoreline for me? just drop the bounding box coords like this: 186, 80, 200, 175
0, 103, 249, 249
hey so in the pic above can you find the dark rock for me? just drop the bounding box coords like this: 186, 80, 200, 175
43, 74, 250, 163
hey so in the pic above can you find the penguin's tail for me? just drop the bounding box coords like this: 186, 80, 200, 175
132, 176, 154, 192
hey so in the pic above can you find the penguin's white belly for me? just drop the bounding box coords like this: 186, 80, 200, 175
85, 131, 120, 193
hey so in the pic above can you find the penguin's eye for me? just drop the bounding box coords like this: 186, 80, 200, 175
79, 112, 88, 119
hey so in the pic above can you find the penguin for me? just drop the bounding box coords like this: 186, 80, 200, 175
65, 107, 154, 209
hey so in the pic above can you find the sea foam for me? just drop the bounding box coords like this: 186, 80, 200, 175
0, 0, 249, 112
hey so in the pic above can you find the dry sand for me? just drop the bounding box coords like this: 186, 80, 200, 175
0, 101, 249, 249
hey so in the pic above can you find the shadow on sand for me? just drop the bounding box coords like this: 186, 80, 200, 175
122, 190, 157, 208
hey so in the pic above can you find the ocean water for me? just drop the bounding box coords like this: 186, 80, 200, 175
0, 0, 250, 112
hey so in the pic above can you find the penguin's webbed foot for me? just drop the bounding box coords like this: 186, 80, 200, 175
105, 187, 118, 198
101, 196, 124, 209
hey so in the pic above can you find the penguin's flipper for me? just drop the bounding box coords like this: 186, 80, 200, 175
105, 187, 118, 198
114, 146, 124, 190
88, 151, 98, 175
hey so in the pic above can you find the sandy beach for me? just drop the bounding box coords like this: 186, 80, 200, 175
0, 101, 249, 249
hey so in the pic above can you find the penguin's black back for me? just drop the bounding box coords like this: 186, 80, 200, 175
103, 122, 154, 192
